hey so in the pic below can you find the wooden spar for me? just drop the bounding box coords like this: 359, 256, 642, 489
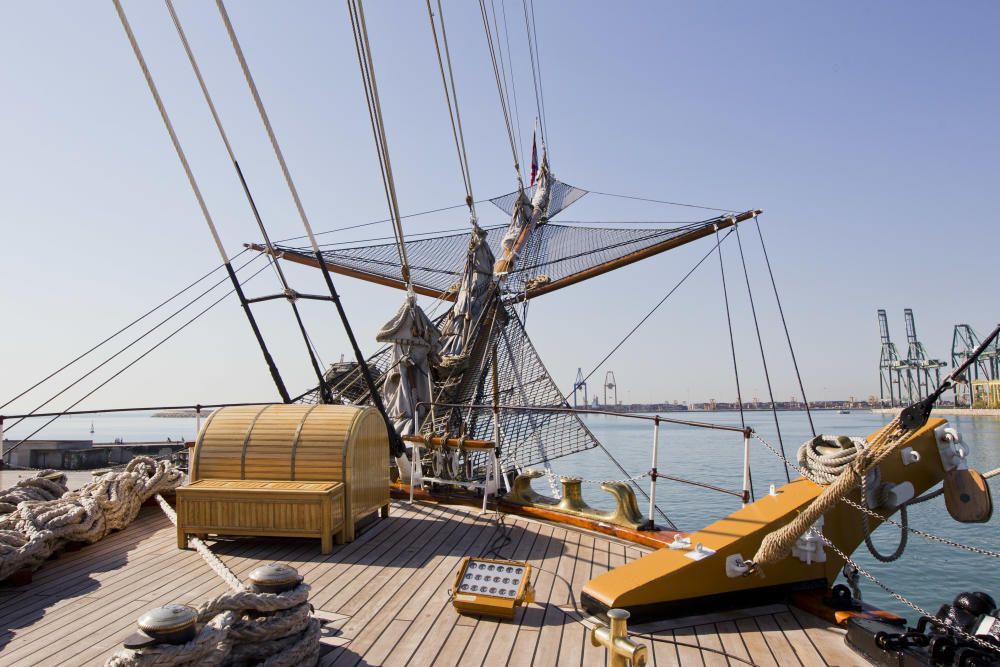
507, 208, 762, 304
245, 243, 455, 301
248, 208, 762, 303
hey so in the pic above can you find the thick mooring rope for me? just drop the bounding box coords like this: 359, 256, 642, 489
0, 457, 182, 581
104, 492, 321, 665
0, 470, 68, 514
105, 585, 321, 667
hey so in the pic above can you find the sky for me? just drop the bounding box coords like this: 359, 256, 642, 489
1, 1, 998, 417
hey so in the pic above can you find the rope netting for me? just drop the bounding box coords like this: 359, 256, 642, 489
422, 304, 600, 471
272, 219, 719, 299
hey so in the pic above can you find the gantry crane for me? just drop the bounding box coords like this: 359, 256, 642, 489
878, 309, 908, 407
903, 308, 946, 402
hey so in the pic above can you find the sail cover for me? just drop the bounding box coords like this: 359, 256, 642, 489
439, 222, 495, 359
374, 297, 440, 436
268, 217, 733, 301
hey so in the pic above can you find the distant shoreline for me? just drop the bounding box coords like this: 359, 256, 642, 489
151, 409, 213, 418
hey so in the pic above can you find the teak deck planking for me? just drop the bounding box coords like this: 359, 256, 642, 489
0, 501, 857, 666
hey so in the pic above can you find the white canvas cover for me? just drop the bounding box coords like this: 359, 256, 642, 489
376, 296, 440, 436
439, 221, 496, 360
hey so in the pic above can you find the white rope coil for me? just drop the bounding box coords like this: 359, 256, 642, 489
0, 457, 182, 581
0, 470, 68, 514
104, 585, 320, 667
797, 434, 868, 485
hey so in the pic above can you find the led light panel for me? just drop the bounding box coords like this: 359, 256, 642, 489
452, 557, 534, 619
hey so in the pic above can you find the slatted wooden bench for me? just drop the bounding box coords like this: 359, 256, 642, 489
176, 479, 345, 554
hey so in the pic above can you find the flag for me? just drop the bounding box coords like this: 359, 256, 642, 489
529, 130, 538, 186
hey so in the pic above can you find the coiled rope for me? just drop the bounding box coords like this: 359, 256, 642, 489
0, 457, 183, 581
104, 488, 322, 665
104, 583, 321, 667
0, 470, 68, 515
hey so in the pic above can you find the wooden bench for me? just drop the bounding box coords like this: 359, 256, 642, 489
176, 480, 345, 554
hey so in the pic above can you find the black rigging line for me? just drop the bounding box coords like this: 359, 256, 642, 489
114, 0, 290, 404
716, 224, 754, 501
3, 253, 264, 435
274, 200, 488, 244
0, 251, 242, 412
168, 0, 331, 402
735, 223, 790, 482
3, 261, 272, 458
716, 225, 745, 428
755, 215, 815, 437
589, 189, 737, 214
575, 228, 734, 392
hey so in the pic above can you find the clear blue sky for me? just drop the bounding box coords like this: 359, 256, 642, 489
1, 1, 997, 415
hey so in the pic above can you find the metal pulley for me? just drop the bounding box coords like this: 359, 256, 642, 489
248, 563, 302, 594
123, 604, 198, 649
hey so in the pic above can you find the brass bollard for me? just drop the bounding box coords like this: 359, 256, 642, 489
590, 608, 648, 667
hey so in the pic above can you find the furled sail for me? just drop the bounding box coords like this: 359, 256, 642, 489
439, 222, 496, 361
374, 297, 440, 436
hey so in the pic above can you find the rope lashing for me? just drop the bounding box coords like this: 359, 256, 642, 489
755, 430, 1000, 561
750, 417, 907, 570
0, 457, 183, 581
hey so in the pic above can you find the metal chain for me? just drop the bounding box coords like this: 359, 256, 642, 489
752, 433, 1000, 560
819, 532, 1000, 654
556, 472, 649, 486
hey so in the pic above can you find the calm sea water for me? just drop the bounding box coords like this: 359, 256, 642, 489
7, 409, 999, 620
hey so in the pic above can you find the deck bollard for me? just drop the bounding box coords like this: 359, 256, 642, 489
590, 608, 648, 667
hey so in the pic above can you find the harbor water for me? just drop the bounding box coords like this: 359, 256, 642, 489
6, 409, 999, 621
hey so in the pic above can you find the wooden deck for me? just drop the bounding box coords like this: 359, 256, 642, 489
0, 500, 858, 666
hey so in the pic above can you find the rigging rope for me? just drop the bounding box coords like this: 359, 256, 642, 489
574, 227, 734, 392
426, 0, 478, 223
589, 189, 737, 214
113, 0, 290, 403
734, 223, 790, 482
0, 252, 239, 412
754, 215, 815, 437
166, 0, 332, 401
492, 0, 525, 164
216, 0, 404, 454
275, 199, 494, 244
346, 0, 412, 288
3, 253, 262, 437
715, 224, 754, 501
479, 0, 522, 182
3, 261, 271, 458
520, 0, 548, 147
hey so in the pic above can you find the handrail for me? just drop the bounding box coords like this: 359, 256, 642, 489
417, 401, 753, 435
420, 400, 757, 511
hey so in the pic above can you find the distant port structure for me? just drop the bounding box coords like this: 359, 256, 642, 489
877, 308, 1000, 409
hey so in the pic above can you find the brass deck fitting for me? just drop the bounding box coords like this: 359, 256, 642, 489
506, 470, 645, 529
590, 608, 648, 667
